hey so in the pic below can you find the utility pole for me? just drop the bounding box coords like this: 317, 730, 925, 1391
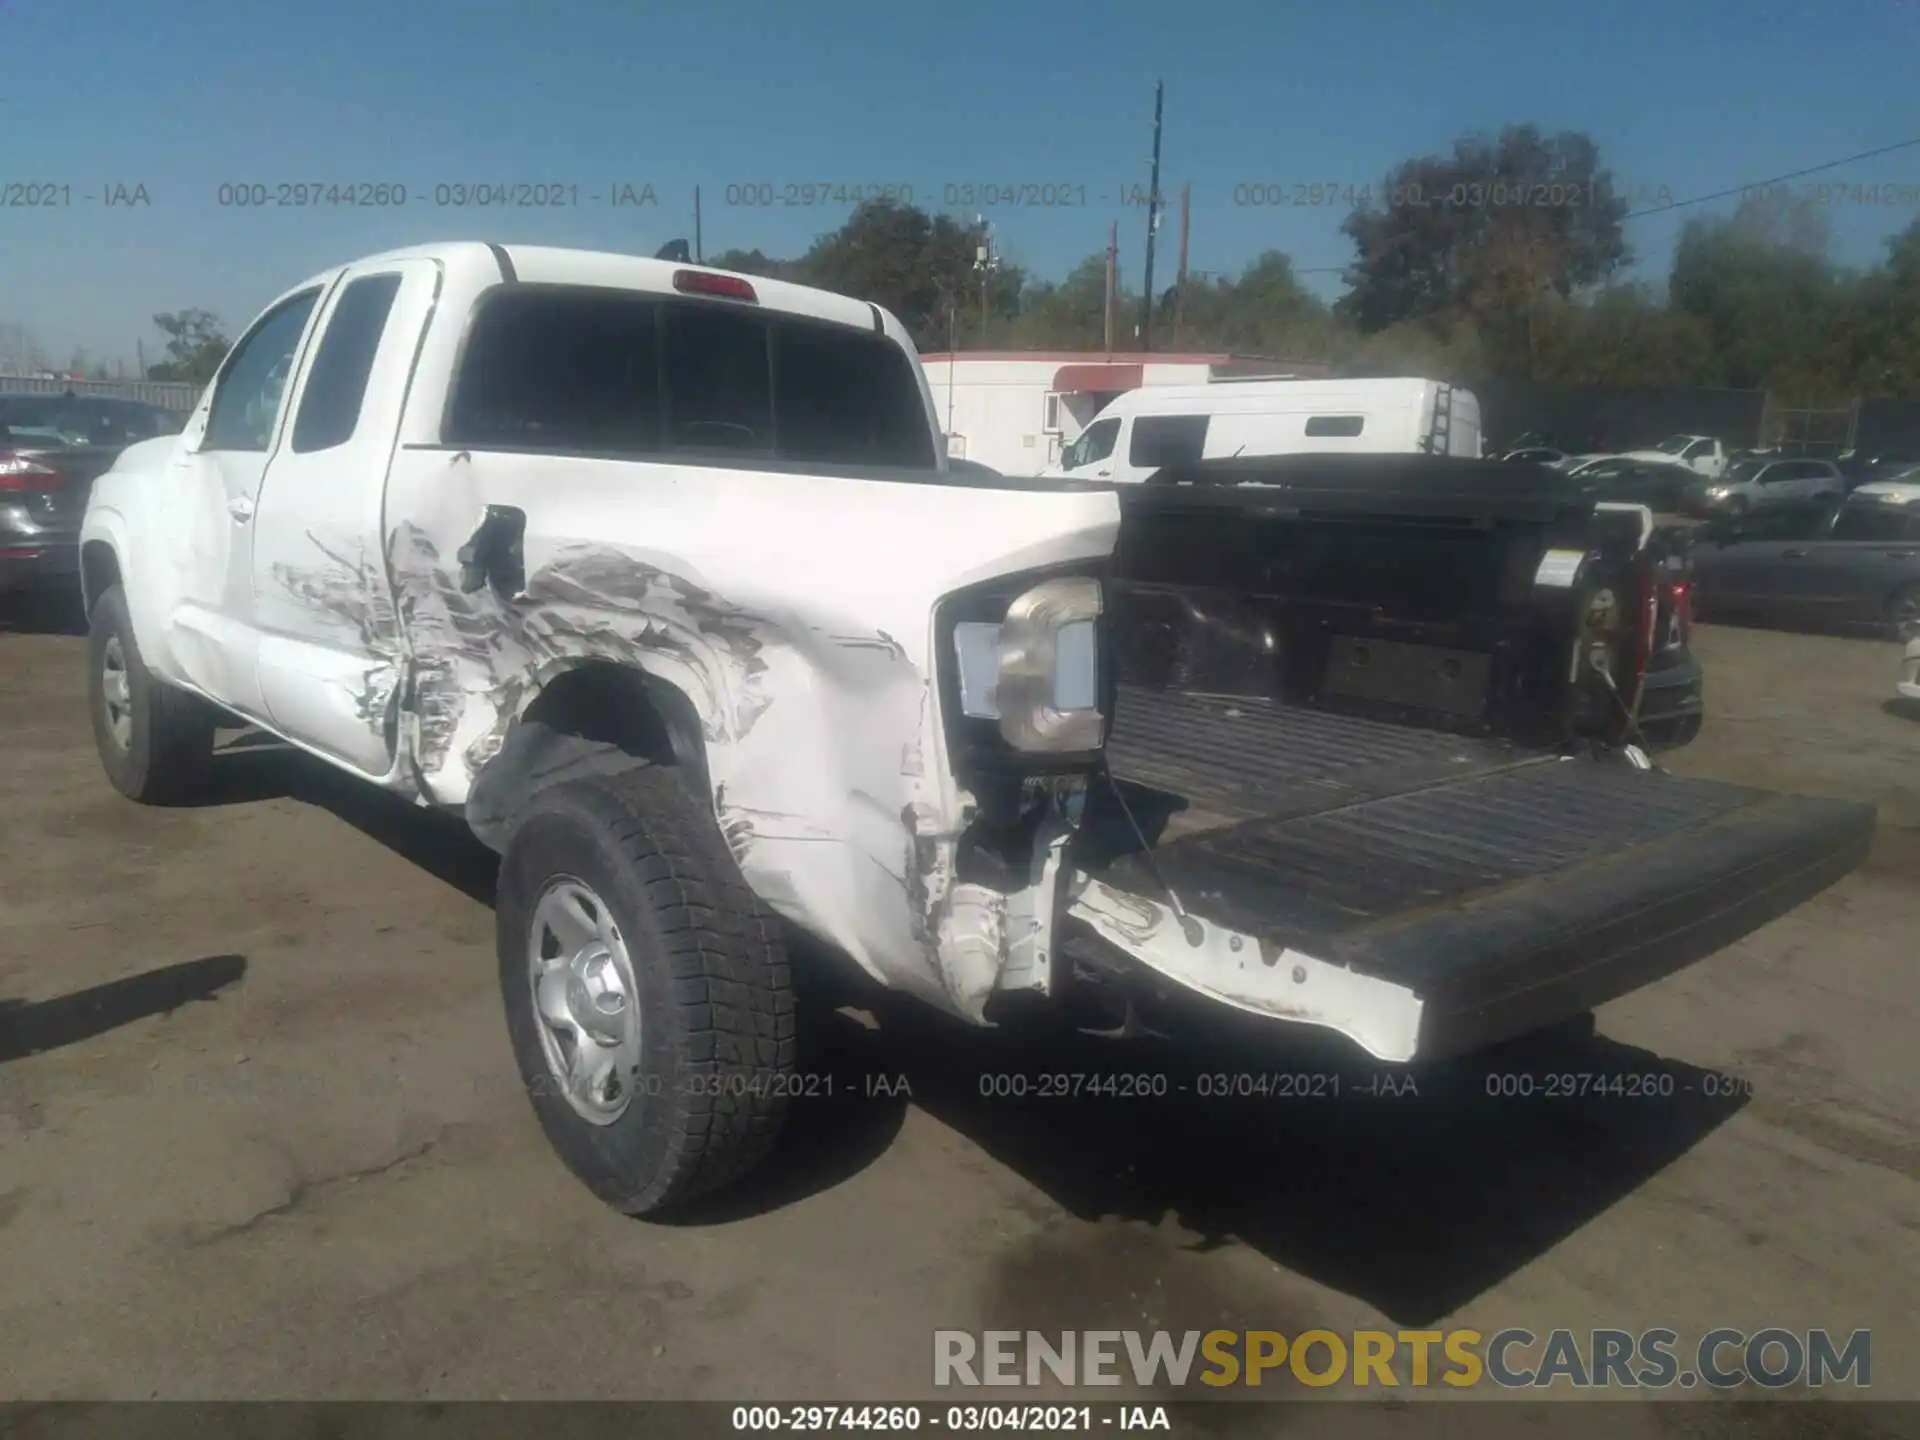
694, 186, 704, 263
974, 216, 997, 344
1139, 79, 1165, 352
1173, 182, 1190, 348
1103, 221, 1118, 355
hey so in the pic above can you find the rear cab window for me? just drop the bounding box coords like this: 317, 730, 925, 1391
293, 272, 405, 453
443, 282, 935, 469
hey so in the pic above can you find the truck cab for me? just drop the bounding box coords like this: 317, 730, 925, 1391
1625, 434, 1728, 479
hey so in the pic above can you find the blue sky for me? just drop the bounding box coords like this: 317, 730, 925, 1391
4, 0, 1920, 367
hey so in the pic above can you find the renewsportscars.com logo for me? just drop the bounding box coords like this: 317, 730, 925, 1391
932, 1328, 1872, 1390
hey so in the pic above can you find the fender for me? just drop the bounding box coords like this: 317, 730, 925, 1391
77, 498, 189, 688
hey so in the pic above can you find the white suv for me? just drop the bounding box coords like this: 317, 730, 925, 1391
1694, 457, 1845, 516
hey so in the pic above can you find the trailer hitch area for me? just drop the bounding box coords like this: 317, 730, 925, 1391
1063, 874, 1426, 1063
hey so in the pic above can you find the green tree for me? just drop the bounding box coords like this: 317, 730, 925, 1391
1165, 251, 1331, 355
1670, 193, 1843, 396
1001, 253, 1117, 350
790, 199, 1025, 350
147, 309, 230, 384
705, 248, 803, 282
1338, 125, 1632, 366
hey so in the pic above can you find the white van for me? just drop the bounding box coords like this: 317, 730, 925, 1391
1042, 377, 1482, 483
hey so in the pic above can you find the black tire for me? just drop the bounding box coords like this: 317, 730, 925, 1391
87, 584, 215, 804
1888, 584, 1920, 642
495, 765, 796, 1215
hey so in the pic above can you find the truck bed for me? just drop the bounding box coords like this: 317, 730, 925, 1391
1070, 686, 1874, 1060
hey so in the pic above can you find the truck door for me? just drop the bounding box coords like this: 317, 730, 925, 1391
158, 283, 330, 718
249, 259, 442, 778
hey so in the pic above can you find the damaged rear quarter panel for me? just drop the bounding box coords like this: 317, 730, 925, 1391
380, 446, 1118, 1011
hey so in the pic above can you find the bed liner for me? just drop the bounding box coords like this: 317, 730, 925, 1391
1067, 686, 1874, 1060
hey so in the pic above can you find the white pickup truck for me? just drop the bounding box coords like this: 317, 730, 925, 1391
1622, 434, 1729, 479
81, 243, 1874, 1216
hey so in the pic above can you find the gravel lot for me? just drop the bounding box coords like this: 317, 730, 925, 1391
1, 601, 1915, 1419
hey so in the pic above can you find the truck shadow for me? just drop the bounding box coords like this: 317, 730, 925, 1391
732, 996, 1750, 1329
180, 741, 1747, 1325
193, 735, 501, 905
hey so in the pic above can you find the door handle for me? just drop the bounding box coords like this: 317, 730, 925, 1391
1887, 550, 1917, 560
1782, 549, 1807, 559
227, 494, 255, 523
1094, 468, 1112, 478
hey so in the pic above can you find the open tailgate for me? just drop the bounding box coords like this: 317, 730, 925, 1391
1055, 457, 1875, 1063
1064, 688, 1872, 1063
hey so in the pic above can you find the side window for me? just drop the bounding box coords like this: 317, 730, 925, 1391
1129, 414, 1209, 469
1064, 417, 1120, 470
292, 273, 403, 453
773, 321, 934, 467
444, 287, 661, 450
1683, 439, 1712, 460
663, 304, 771, 452
204, 290, 321, 452
1305, 414, 1365, 437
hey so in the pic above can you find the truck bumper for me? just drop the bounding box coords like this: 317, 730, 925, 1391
1899, 638, 1920, 700
1061, 688, 1873, 1063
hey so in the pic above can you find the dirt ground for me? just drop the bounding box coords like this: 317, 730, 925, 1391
1, 599, 1916, 1421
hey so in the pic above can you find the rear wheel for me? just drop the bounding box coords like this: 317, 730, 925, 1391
1888, 584, 1920, 641
495, 765, 796, 1215
87, 584, 215, 804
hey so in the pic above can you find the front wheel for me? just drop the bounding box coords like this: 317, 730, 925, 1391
87, 584, 215, 804
495, 765, 796, 1215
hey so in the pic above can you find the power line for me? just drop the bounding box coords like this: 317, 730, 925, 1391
1282, 134, 1920, 278
1620, 133, 1920, 220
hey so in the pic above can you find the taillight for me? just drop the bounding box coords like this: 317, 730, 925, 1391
1667, 579, 1693, 647
672, 268, 758, 303
0, 452, 65, 491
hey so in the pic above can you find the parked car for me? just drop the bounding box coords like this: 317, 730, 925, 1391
1685, 456, 1845, 517
1689, 482, 1920, 637
1, 395, 187, 594
1622, 434, 1729, 479
1550, 452, 1610, 472
79, 242, 1870, 1216
1565, 455, 1698, 514
1837, 448, 1920, 487
1499, 445, 1569, 466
